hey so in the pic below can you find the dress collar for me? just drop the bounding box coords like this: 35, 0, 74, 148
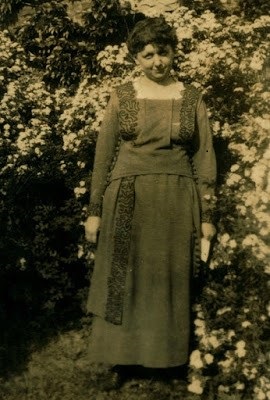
132, 78, 185, 100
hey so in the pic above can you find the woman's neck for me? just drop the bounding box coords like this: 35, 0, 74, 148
140, 75, 176, 87
134, 76, 184, 100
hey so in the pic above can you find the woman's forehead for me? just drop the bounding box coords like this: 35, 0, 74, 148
140, 43, 172, 53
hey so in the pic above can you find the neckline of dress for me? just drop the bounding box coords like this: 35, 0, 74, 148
132, 78, 185, 100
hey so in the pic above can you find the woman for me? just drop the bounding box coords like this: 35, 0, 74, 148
85, 17, 216, 388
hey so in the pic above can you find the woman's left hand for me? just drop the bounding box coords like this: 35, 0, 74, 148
201, 222, 216, 241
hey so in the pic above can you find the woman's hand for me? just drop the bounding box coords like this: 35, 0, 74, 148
201, 222, 216, 241
85, 216, 101, 243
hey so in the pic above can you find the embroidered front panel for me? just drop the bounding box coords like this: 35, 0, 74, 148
177, 85, 200, 144
105, 176, 135, 325
192, 227, 201, 278
116, 82, 139, 141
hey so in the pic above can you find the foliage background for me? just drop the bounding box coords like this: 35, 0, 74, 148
0, 0, 269, 399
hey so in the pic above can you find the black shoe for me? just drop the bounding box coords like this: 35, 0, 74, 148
165, 364, 188, 381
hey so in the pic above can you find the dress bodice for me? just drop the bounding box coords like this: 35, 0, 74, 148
116, 81, 198, 146
89, 80, 217, 222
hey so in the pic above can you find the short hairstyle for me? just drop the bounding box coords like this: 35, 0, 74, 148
127, 17, 178, 57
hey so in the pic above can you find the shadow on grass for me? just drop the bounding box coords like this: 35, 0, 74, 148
0, 267, 86, 378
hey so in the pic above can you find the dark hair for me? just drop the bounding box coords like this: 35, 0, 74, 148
127, 17, 178, 56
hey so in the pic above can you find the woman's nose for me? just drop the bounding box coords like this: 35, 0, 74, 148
153, 55, 162, 66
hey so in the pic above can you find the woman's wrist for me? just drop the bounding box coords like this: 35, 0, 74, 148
201, 222, 216, 241
87, 202, 102, 217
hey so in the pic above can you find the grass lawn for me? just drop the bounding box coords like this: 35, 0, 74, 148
0, 325, 195, 400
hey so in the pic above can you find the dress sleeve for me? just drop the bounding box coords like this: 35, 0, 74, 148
88, 90, 119, 217
192, 95, 217, 223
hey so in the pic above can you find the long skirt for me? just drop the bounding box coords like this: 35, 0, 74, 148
87, 174, 201, 368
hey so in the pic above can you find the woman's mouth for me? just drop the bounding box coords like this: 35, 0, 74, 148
153, 68, 165, 74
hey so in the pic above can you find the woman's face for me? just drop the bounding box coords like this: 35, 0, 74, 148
135, 43, 174, 83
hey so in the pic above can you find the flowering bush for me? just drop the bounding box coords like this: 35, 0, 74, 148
0, 0, 269, 397
0, 26, 92, 374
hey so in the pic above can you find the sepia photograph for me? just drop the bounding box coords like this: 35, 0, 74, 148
0, 0, 269, 399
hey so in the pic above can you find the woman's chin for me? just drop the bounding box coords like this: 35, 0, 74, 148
146, 73, 171, 83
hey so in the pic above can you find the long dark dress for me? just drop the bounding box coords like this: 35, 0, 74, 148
86, 81, 216, 368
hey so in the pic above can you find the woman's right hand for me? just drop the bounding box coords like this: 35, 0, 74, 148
84, 216, 101, 244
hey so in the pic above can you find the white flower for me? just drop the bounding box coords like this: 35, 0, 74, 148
203, 194, 211, 200
188, 377, 204, 395
251, 163, 267, 188
227, 330, 236, 340
242, 234, 258, 247
194, 318, 205, 327
265, 265, 270, 274
236, 340, 246, 348
217, 307, 232, 316
209, 259, 219, 269
242, 320, 251, 328
190, 350, 204, 368
17, 164, 28, 174
244, 168, 251, 177
255, 116, 270, 130
260, 227, 269, 236
212, 121, 220, 134
251, 367, 258, 375
218, 385, 230, 393
235, 382, 245, 390
236, 205, 247, 215
59, 165, 68, 175
19, 258, 26, 269
204, 353, 214, 364
34, 147, 42, 156
230, 164, 240, 172
176, 26, 193, 40
44, 107, 51, 115
235, 340, 246, 357
208, 335, 221, 349
77, 161, 86, 169
78, 245, 84, 258
218, 357, 233, 369
226, 172, 242, 186
234, 87, 244, 92
221, 122, 232, 138
250, 53, 264, 71
220, 233, 230, 245
229, 239, 237, 248
243, 366, 258, 380
74, 187, 87, 198
257, 391, 266, 400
